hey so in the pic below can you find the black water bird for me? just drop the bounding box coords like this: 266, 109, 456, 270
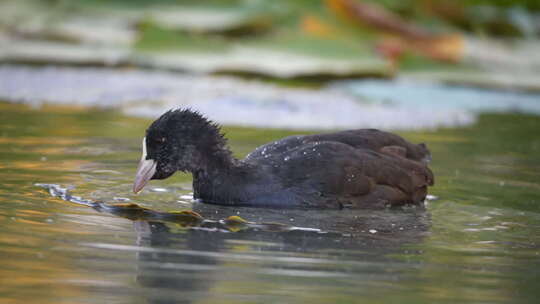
133, 109, 434, 209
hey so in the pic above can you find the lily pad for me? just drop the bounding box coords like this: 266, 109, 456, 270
401, 39, 540, 92
0, 37, 130, 66
146, 6, 270, 33
136, 46, 390, 78
42, 17, 138, 46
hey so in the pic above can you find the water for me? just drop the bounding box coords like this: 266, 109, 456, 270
1, 102, 540, 303
0, 65, 474, 130
337, 79, 540, 114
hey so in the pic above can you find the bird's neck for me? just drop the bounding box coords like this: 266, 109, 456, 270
190, 150, 253, 204
178, 124, 237, 174
192, 145, 238, 176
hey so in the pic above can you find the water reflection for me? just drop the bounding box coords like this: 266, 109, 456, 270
134, 221, 218, 304
129, 204, 430, 304
38, 181, 432, 303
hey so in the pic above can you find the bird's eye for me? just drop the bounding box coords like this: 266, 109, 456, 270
151, 137, 166, 145
152, 137, 166, 144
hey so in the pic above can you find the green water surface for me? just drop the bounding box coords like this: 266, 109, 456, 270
0, 102, 539, 304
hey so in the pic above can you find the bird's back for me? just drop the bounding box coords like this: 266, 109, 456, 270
245, 129, 431, 164
241, 129, 433, 208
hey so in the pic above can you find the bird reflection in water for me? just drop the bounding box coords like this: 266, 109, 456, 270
38, 183, 431, 304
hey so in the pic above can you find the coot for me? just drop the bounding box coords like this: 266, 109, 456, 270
133, 109, 434, 209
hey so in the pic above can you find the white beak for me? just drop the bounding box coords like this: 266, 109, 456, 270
133, 137, 157, 194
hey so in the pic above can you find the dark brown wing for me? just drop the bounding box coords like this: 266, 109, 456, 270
304, 129, 431, 163
280, 142, 433, 208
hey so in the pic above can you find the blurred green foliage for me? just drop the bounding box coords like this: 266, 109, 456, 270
137, 24, 229, 52
2, 0, 538, 79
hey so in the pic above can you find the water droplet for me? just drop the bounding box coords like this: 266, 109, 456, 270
426, 194, 439, 201
114, 197, 131, 202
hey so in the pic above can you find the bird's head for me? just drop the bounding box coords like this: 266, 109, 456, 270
132, 108, 226, 193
